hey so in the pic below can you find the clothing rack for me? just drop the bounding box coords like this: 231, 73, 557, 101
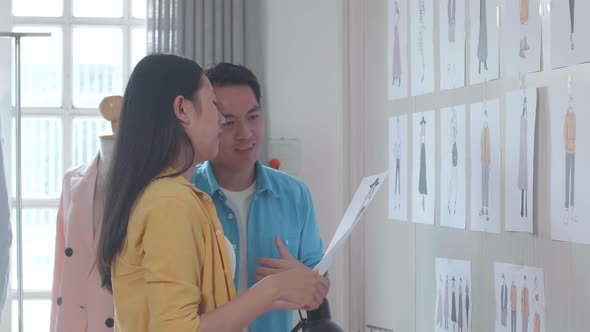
0, 31, 51, 332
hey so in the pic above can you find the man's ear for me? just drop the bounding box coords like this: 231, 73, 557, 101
173, 95, 190, 125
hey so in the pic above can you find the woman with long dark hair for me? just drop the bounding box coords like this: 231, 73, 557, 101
97, 54, 328, 331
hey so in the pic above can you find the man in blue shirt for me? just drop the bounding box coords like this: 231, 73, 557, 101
192, 63, 327, 331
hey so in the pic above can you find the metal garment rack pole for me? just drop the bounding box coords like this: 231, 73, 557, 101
0, 31, 51, 332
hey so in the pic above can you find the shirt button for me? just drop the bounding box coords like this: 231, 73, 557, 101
232, 244, 237, 249
228, 213, 234, 219
215, 229, 222, 236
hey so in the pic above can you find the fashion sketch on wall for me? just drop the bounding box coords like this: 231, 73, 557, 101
435, 258, 472, 332
505, 0, 542, 77
413, 111, 435, 224
550, 81, 590, 245
551, 0, 590, 68
388, 0, 409, 100
470, 99, 501, 233
494, 263, 545, 332
411, 0, 435, 96
389, 115, 408, 221
469, 0, 499, 85
440, 106, 466, 229
440, 0, 466, 90
505, 88, 537, 233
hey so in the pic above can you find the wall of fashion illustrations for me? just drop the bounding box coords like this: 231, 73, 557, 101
364, 0, 590, 331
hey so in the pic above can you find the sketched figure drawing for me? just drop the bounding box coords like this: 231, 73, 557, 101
448, 108, 458, 215
418, 115, 428, 211
392, 0, 402, 86
479, 110, 491, 221
569, 0, 575, 50
477, 0, 488, 73
519, 0, 530, 58
356, 177, 381, 220
564, 94, 577, 224
518, 96, 528, 218
393, 118, 402, 209
418, 0, 426, 82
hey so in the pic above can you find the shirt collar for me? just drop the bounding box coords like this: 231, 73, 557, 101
202, 160, 279, 198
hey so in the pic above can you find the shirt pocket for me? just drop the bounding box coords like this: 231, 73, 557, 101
269, 232, 300, 259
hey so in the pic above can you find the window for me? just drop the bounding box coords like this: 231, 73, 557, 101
6, 0, 145, 330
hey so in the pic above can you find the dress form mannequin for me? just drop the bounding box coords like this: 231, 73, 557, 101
51, 96, 121, 331
93, 96, 121, 236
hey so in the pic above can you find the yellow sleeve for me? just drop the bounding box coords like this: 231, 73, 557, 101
142, 198, 205, 331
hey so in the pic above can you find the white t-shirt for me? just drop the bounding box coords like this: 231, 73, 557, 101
220, 182, 256, 295
221, 183, 256, 332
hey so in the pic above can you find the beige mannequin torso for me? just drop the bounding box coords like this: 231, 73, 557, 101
93, 95, 121, 237
93, 136, 113, 237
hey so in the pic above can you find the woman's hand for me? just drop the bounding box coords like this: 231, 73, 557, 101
265, 268, 330, 311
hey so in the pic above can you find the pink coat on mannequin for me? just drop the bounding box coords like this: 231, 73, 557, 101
50, 154, 114, 331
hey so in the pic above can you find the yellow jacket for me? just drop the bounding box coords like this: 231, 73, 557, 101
564, 112, 576, 153
481, 127, 491, 165
112, 169, 236, 332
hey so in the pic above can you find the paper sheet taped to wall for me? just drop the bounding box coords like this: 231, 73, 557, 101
314, 170, 389, 275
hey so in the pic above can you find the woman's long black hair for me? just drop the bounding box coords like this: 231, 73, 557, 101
97, 54, 204, 292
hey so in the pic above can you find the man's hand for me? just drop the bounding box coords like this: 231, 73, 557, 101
255, 235, 307, 281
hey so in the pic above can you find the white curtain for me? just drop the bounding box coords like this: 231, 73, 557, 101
0, 117, 11, 320
147, 0, 245, 67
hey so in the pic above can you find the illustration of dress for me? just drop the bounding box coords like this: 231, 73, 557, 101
448, 109, 458, 215
564, 106, 576, 223
393, 119, 402, 209
437, 276, 444, 327
511, 281, 517, 332
501, 278, 508, 326
419, 115, 428, 211
570, 0, 575, 49
458, 279, 463, 332
418, 0, 426, 82
445, 276, 450, 329
392, 1, 402, 86
519, 0, 530, 58
534, 279, 541, 332
477, 0, 488, 73
479, 111, 491, 221
518, 96, 528, 218
522, 282, 529, 332
451, 277, 457, 327
356, 177, 380, 220
466, 281, 470, 330
448, 0, 456, 42
521, 0, 529, 23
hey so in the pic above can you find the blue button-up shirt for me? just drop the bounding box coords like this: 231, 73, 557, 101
191, 161, 324, 331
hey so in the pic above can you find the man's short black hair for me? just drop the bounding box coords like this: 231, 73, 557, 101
205, 62, 261, 103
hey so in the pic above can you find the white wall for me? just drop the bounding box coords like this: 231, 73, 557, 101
252, 0, 348, 328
